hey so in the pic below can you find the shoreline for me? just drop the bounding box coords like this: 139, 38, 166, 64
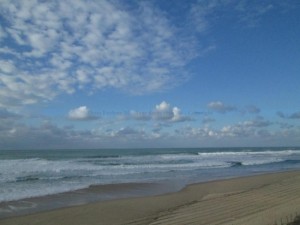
2, 170, 300, 224
0, 169, 293, 219
0, 182, 175, 219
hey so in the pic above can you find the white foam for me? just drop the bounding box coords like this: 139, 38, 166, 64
196, 150, 297, 166
1, 149, 300, 202
0, 181, 90, 202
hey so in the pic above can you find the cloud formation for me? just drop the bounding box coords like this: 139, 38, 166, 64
0, 0, 291, 109
0, 0, 199, 107
119, 101, 192, 123
0, 1, 298, 149
189, 0, 287, 31
0, 112, 298, 149
68, 106, 96, 120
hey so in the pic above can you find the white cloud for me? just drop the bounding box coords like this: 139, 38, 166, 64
175, 116, 275, 141
153, 101, 191, 122
155, 101, 171, 113
235, 0, 275, 27
171, 107, 181, 122
0, 0, 290, 108
0, 115, 299, 149
189, 0, 222, 33
175, 126, 218, 139
219, 117, 272, 138
0, 0, 200, 108
0, 60, 16, 74
242, 117, 272, 128
206, 102, 260, 115
153, 101, 173, 121
124, 101, 192, 123
68, 106, 96, 121
110, 127, 146, 139
190, 0, 283, 31
220, 124, 251, 138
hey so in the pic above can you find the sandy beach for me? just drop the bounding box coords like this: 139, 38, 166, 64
2, 170, 300, 225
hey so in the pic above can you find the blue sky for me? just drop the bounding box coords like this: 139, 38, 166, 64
0, 0, 299, 149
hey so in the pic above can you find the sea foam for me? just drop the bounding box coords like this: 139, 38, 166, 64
0, 148, 300, 202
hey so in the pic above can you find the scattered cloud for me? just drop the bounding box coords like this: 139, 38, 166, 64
109, 127, 146, 139
207, 102, 261, 115
0, 1, 299, 149
207, 101, 236, 113
0, 114, 299, 149
234, 0, 275, 27
119, 101, 193, 123
188, 0, 282, 33
220, 124, 251, 138
68, 106, 97, 121
176, 116, 274, 141
1, 0, 289, 108
152, 101, 192, 123
242, 117, 272, 128
0, 0, 200, 108
218, 117, 272, 138
189, 0, 220, 33
153, 101, 174, 121
171, 107, 186, 122
0, 120, 98, 149
175, 126, 218, 139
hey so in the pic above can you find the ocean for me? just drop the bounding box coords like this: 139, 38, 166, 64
1, 147, 300, 216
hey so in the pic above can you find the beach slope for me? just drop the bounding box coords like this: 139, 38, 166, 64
2, 171, 300, 225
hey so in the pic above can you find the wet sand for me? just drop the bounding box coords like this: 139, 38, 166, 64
2, 170, 300, 225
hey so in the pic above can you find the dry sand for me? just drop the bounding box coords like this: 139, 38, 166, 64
2, 170, 300, 225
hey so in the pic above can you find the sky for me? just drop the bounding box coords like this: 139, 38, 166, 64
0, 0, 299, 149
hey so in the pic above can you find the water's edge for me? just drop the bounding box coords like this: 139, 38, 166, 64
1, 168, 298, 219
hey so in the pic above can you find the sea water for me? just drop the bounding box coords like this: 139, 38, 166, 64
1, 147, 300, 215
